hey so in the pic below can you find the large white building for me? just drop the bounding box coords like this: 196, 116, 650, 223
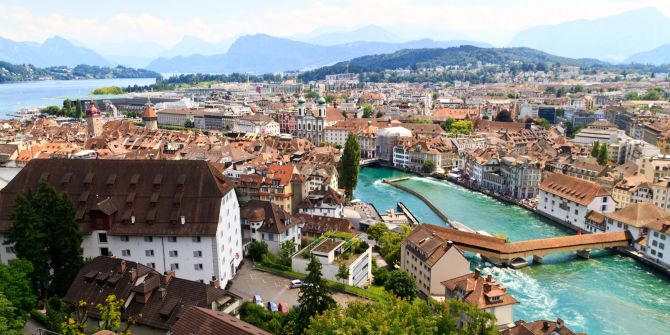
235, 114, 280, 136
537, 173, 614, 230
0, 159, 243, 287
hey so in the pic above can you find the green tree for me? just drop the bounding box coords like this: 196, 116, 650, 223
0, 259, 36, 322
62, 99, 74, 116
248, 240, 269, 262
377, 225, 412, 266
96, 295, 133, 335
422, 160, 435, 174
384, 269, 418, 300
40, 105, 62, 116
298, 256, 335, 318
0, 293, 23, 335
74, 99, 83, 119
5, 180, 83, 297
591, 141, 600, 158
534, 117, 550, 130
336, 263, 350, 284
279, 240, 298, 266
367, 222, 389, 242
450, 120, 474, 135
440, 118, 455, 132
597, 144, 609, 165
362, 103, 374, 118
372, 266, 389, 286
184, 119, 195, 129
445, 299, 498, 335
60, 301, 88, 335
338, 133, 361, 200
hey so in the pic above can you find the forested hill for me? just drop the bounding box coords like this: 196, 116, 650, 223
298, 46, 609, 82
0, 62, 160, 83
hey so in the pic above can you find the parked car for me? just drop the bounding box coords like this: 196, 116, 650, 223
289, 279, 303, 288
254, 295, 263, 307
267, 301, 278, 312
278, 301, 289, 313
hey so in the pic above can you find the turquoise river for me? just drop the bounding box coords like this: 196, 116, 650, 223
354, 167, 670, 335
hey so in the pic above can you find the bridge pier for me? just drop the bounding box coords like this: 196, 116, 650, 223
532, 255, 544, 264
576, 249, 591, 259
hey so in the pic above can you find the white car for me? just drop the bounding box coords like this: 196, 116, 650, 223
289, 279, 303, 289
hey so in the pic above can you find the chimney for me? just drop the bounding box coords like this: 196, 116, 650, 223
117, 260, 126, 273
209, 276, 220, 288
163, 271, 175, 285
486, 275, 493, 283
556, 318, 564, 329
474, 269, 480, 279
543, 321, 550, 330
158, 287, 167, 299
128, 268, 137, 282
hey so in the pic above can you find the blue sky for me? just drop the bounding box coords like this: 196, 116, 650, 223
0, 0, 667, 52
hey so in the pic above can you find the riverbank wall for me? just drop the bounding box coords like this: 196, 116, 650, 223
383, 178, 450, 225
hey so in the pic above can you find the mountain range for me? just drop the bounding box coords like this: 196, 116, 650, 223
508, 7, 670, 61
298, 46, 609, 82
2, 7, 670, 73
0, 36, 111, 67
145, 34, 492, 73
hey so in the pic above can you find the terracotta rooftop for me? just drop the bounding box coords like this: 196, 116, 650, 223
603, 202, 670, 228
539, 173, 610, 206
171, 306, 271, 335
442, 271, 517, 309
0, 159, 234, 236
501, 319, 584, 335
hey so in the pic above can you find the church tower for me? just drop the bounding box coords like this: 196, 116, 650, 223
86, 99, 103, 137
142, 101, 158, 130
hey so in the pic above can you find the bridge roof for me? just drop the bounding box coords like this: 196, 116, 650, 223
413, 224, 631, 256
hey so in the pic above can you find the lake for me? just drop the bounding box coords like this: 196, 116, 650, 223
0, 78, 156, 117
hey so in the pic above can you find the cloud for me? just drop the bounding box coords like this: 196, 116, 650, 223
0, 0, 668, 53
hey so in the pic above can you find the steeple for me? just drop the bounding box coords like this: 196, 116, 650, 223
86, 99, 103, 137
142, 100, 158, 131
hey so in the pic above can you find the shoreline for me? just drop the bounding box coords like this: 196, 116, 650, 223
372, 166, 670, 275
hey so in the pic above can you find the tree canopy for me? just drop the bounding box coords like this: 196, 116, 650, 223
384, 269, 418, 300
5, 180, 83, 297
304, 296, 498, 335
338, 133, 361, 199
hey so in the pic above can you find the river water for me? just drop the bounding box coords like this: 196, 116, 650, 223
0, 78, 156, 117
354, 166, 670, 335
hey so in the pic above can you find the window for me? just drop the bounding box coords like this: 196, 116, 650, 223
144, 236, 153, 242
5, 246, 15, 254
98, 233, 108, 243
170, 263, 179, 271
145, 249, 155, 257
120, 235, 130, 242
660, 243, 665, 250
653, 240, 658, 247
193, 251, 203, 257
194, 263, 203, 271
662, 234, 667, 241
601, 205, 607, 211
654, 232, 660, 238
169, 250, 178, 257
574, 209, 578, 215
659, 252, 664, 258
651, 249, 657, 255
121, 249, 131, 257
167, 236, 177, 242
146, 262, 155, 269
192, 236, 201, 243
100, 247, 109, 256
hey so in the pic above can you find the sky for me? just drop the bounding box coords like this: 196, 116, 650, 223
1, 0, 669, 54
